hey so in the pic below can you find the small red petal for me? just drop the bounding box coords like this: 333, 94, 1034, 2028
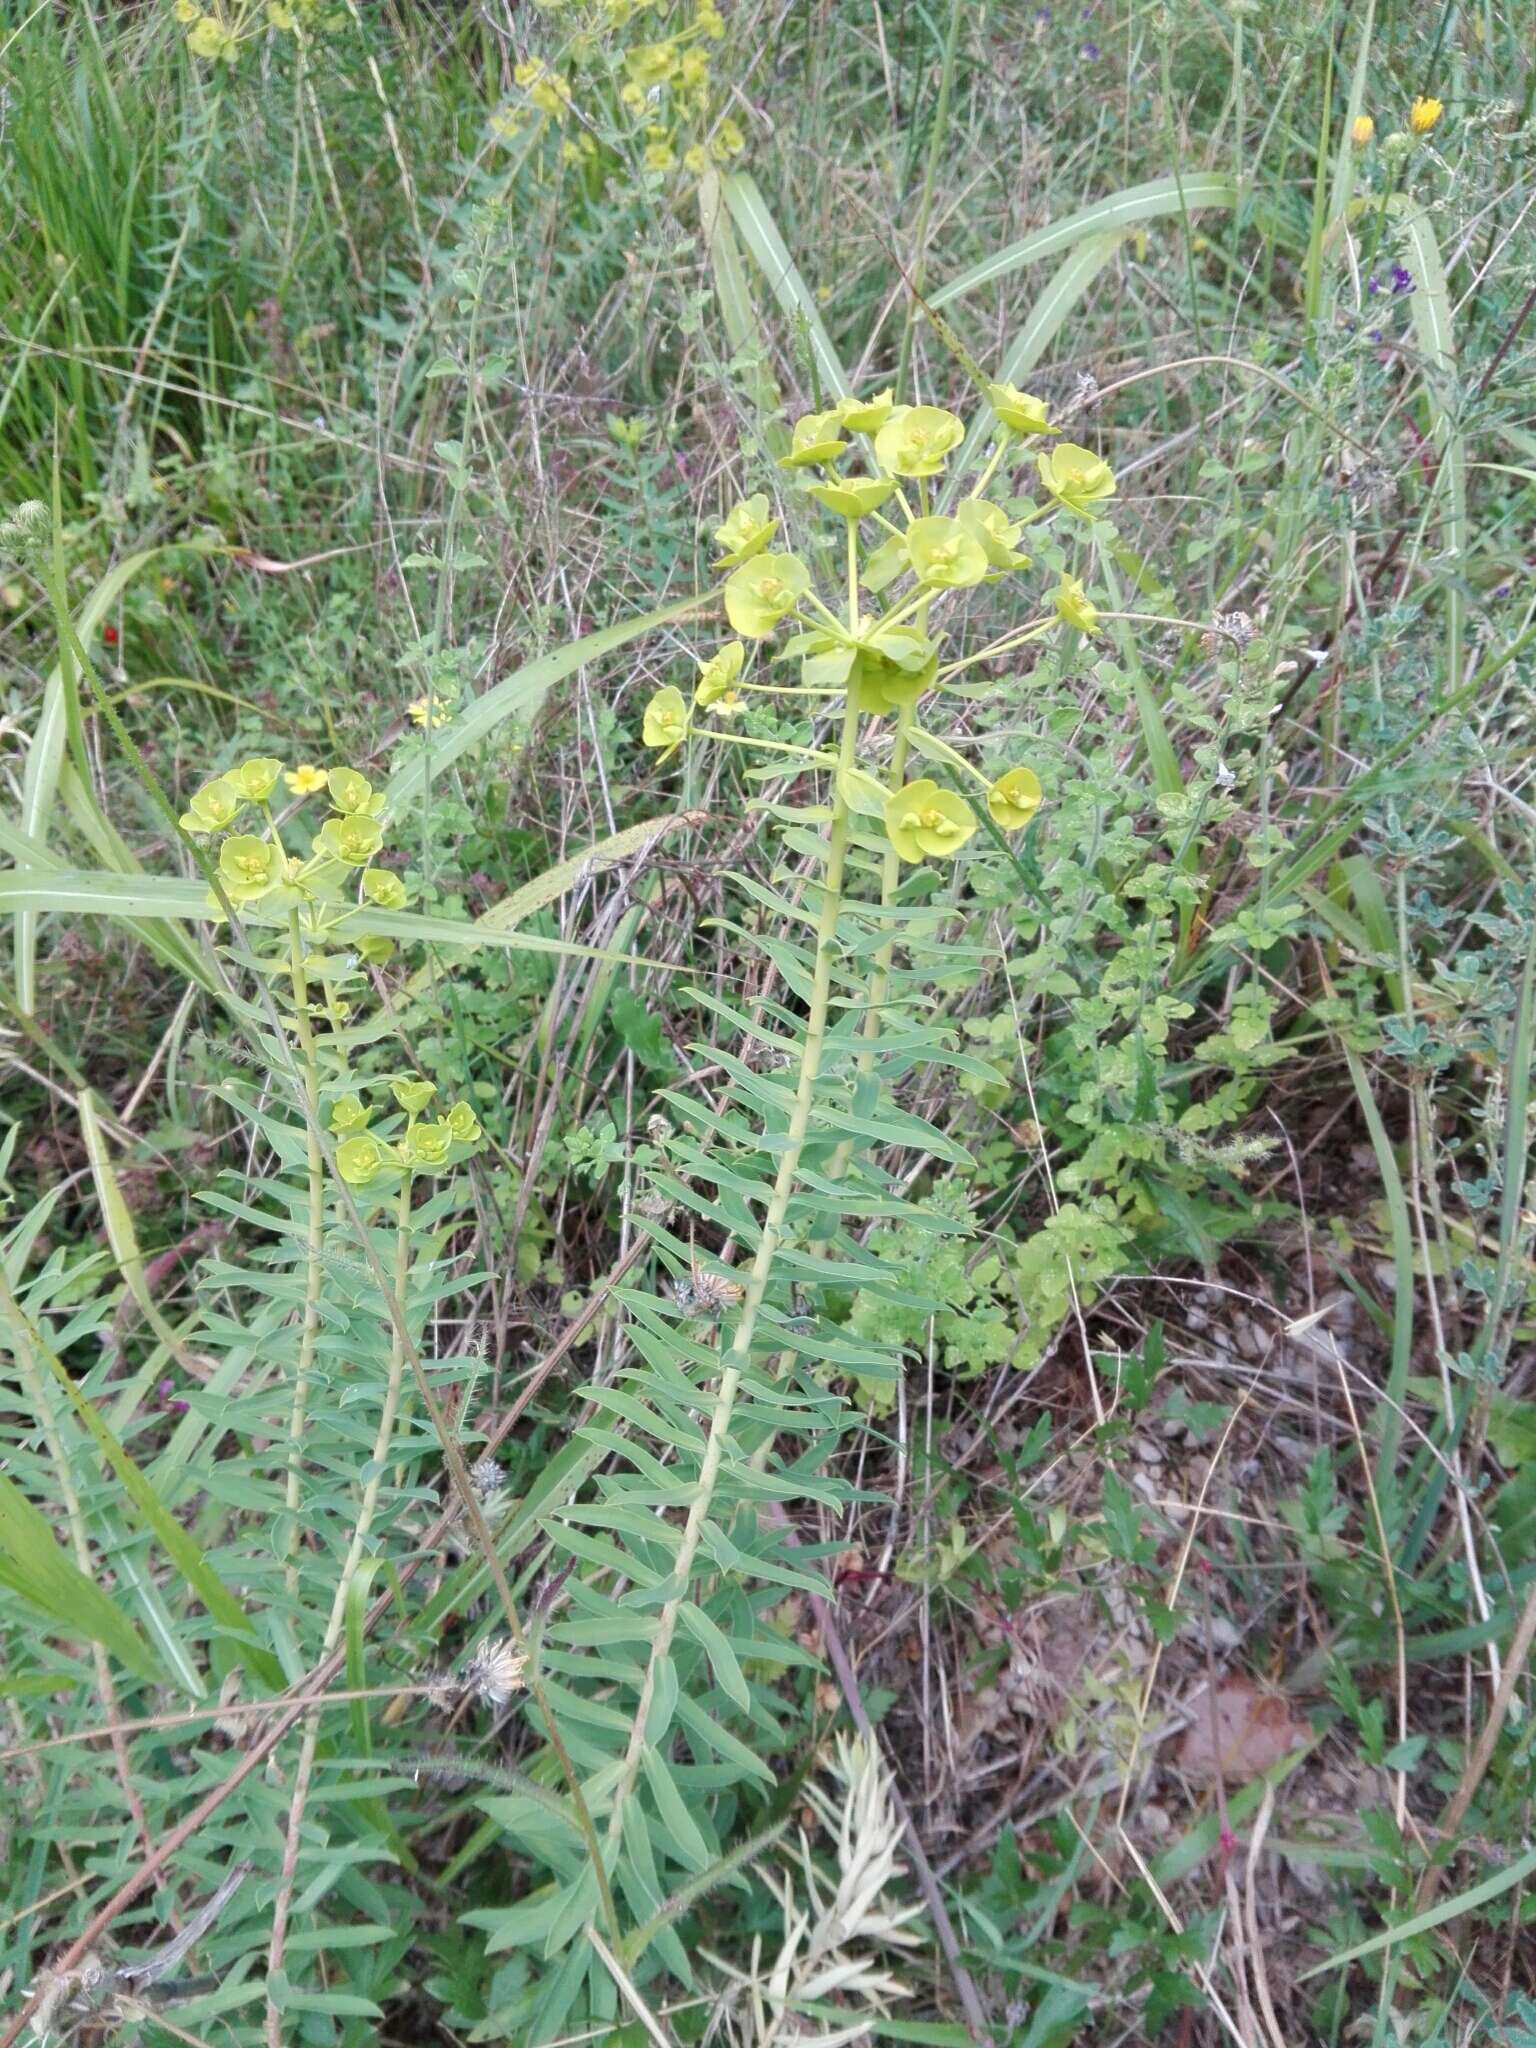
103, 624, 119, 645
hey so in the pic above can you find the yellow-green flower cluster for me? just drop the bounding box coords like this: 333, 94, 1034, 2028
175, 0, 331, 62
330, 1081, 485, 1188
179, 758, 409, 929
490, 0, 741, 186
636, 375, 1114, 867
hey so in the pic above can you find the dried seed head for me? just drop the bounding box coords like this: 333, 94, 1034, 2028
423, 1668, 460, 1715
1204, 609, 1259, 657
1070, 370, 1100, 414
470, 1454, 505, 1500
635, 1186, 676, 1224
646, 1113, 673, 1147
464, 1637, 526, 1708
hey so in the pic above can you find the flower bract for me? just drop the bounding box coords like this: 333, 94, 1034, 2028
218, 834, 284, 905
986, 383, 1056, 435
987, 766, 1044, 830
1037, 442, 1117, 515
642, 685, 689, 751
874, 405, 965, 477
713, 494, 777, 568
905, 515, 989, 589
883, 778, 978, 862
1053, 574, 1100, 632
778, 409, 847, 470
723, 553, 810, 637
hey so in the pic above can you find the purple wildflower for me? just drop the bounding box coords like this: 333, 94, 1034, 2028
1367, 274, 1382, 296
1391, 264, 1414, 295
1080, 39, 1101, 57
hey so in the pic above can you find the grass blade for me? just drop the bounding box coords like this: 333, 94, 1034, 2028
382, 595, 705, 822
929, 172, 1238, 308
717, 172, 852, 402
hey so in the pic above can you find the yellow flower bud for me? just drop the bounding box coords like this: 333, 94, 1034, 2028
695, 641, 746, 708
1351, 113, 1375, 145
986, 382, 1057, 436
713, 494, 777, 568
361, 868, 408, 910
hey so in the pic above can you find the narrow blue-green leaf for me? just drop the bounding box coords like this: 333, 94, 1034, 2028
930, 172, 1239, 306
382, 595, 706, 821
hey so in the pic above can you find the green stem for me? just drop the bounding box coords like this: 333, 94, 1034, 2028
970, 433, 1012, 501
265, 1174, 424, 2043
282, 910, 326, 1594
604, 691, 864, 1861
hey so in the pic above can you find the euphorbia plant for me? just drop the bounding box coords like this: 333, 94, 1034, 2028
464, 382, 1121, 2039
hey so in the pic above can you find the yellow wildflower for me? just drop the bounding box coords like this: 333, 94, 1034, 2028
883, 779, 978, 864
1409, 95, 1443, 134
642, 685, 689, 752
710, 115, 746, 159
1053, 575, 1100, 633
874, 404, 965, 478
1037, 441, 1116, 516
1351, 113, 1375, 145
514, 57, 573, 119
695, 640, 746, 708
186, 15, 238, 58
408, 692, 453, 728
905, 515, 989, 590
627, 39, 680, 88
986, 767, 1044, 831
722, 554, 811, 637
284, 763, 327, 795
986, 382, 1057, 435
713, 494, 777, 567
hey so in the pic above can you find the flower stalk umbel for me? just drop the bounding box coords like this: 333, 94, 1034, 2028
605, 386, 1116, 1865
